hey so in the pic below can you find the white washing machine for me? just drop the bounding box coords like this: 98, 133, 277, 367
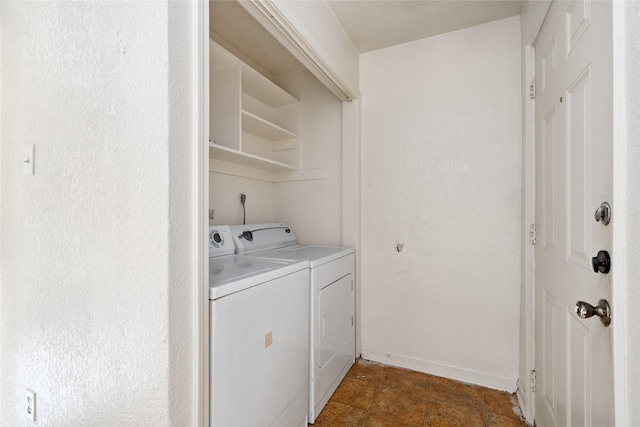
230, 223, 355, 423
208, 225, 310, 427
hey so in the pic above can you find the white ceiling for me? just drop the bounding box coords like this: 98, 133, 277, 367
210, 0, 523, 78
327, 0, 523, 53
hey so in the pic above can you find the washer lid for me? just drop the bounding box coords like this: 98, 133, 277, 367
209, 255, 308, 299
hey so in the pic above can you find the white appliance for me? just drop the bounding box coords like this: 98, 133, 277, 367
208, 225, 310, 427
230, 223, 355, 423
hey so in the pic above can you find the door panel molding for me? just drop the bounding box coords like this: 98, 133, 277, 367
566, 0, 591, 56
566, 65, 592, 268
543, 104, 558, 253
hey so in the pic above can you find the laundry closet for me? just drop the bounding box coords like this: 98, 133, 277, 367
207, 1, 351, 247
206, 2, 360, 425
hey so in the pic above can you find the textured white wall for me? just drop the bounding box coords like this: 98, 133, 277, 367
209, 171, 276, 226
360, 17, 522, 390
618, 2, 640, 423
274, 69, 343, 246
1, 2, 195, 425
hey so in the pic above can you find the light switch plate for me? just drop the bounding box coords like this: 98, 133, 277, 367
23, 144, 35, 176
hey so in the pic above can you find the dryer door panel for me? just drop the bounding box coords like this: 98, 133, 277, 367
318, 273, 353, 368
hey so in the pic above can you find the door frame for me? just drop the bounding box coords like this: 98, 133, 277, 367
522, 1, 629, 425
520, 40, 536, 426
194, 1, 210, 426
521, 3, 551, 424
611, 1, 629, 424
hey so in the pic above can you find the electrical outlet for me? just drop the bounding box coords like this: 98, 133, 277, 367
25, 388, 35, 421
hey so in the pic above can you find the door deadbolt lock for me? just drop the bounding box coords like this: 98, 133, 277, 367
592, 250, 611, 274
575, 299, 611, 327
594, 201, 611, 225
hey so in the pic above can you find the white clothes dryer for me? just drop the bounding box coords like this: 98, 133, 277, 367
230, 223, 355, 423
208, 225, 310, 427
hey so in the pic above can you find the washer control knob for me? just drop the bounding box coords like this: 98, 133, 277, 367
209, 230, 225, 248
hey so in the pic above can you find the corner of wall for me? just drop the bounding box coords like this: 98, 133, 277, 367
167, 1, 200, 425
0, 1, 4, 420
341, 97, 362, 356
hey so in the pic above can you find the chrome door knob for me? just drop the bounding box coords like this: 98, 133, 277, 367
575, 299, 611, 327
594, 201, 611, 225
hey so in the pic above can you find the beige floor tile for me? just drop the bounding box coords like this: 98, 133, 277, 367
313, 359, 528, 427
486, 412, 527, 427
382, 366, 432, 394
425, 399, 485, 427
346, 359, 389, 385
313, 401, 367, 427
368, 386, 428, 426
330, 376, 379, 411
482, 388, 522, 421
430, 376, 483, 408
364, 412, 417, 427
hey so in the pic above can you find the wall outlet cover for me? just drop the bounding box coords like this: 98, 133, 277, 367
25, 388, 35, 421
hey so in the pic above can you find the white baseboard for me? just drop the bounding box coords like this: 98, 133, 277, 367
361, 347, 518, 393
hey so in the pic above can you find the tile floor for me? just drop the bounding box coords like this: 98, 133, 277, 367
311, 359, 528, 427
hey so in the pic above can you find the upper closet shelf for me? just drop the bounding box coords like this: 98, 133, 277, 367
242, 65, 298, 108
242, 110, 297, 141
209, 143, 298, 172
209, 40, 301, 171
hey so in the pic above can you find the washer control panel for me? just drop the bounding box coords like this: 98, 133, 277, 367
230, 223, 297, 254
209, 225, 234, 257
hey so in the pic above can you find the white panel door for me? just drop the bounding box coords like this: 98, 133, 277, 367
534, 1, 613, 426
